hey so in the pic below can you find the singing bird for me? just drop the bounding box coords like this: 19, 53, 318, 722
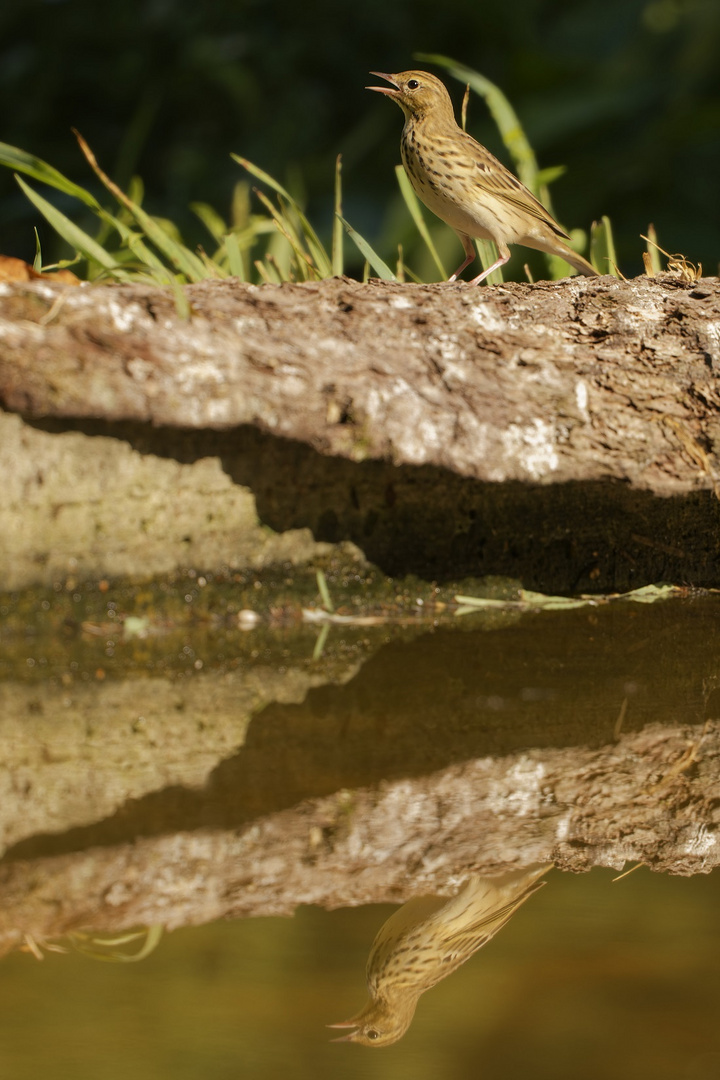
329, 864, 551, 1047
367, 70, 597, 285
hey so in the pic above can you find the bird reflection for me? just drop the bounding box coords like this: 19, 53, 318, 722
329, 864, 551, 1047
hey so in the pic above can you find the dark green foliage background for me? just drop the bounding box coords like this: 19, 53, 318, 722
1, 0, 718, 278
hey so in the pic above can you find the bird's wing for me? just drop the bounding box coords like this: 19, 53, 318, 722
366, 894, 448, 977
447, 130, 571, 240
438, 879, 547, 962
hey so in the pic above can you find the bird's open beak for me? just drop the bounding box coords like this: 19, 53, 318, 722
327, 1019, 360, 1042
366, 71, 401, 97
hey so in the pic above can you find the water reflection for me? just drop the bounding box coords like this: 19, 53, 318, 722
0, 870, 719, 1080
1, 596, 720, 1076
328, 865, 551, 1046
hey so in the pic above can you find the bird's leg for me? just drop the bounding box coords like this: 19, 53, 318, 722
447, 233, 477, 282
467, 243, 511, 286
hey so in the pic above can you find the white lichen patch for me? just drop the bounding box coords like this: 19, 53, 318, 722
430, 332, 463, 364
683, 824, 716, 858
702, 318, 720, 354
172, 353, 224, 387
412, 417, 444, 452
0, 319, 42, 343
390, 295, 414, 310
204, 398, 236, 425
441, 359, 469, 384
21, 281, 59, 302
575, 379, 590, 419
489, 758, 546, 817
366, 376, 415, 413
623, 281, 665, 323
501, 419, 560, 479
467, 302, 506, 332
232, 315, 266, 335
106, 297, 137, 333
126, 357, 155, 383
275, 373, 307, 397
625, 303, 664, 322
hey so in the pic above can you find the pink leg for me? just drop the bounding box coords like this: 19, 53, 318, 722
468, 244, 511, 286
447, 233, 476, 282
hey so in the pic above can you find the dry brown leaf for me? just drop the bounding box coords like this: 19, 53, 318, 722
0, 254, 80, 285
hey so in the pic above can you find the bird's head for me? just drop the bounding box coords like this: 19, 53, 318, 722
328, 995, 418, 1048
367, 70, 455, 123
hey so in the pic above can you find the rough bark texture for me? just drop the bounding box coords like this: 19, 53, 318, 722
2, 274, 720, 592
3, 276, 719, 954
1, 274, 719, 492
0, 719, 717, 953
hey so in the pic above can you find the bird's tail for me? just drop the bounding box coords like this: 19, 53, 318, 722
523, 234, 599, 277
548, 240, 599, 277
561, 247, 599, 277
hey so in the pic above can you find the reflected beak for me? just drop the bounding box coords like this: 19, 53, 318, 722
366, 71, 401, 97
327, 1019, 359, 1042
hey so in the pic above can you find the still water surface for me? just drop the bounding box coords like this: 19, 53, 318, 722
1, 594, 718, 1078
0, 869, 718, 1080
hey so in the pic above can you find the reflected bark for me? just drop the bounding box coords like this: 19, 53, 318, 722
0, 717, 717, 957
1, 601, 719, 957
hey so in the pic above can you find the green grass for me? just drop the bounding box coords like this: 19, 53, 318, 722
0, 60, 625, 287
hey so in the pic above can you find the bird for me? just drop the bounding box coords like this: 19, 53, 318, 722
367, 70, 598, 285
328, 863, 551, 1047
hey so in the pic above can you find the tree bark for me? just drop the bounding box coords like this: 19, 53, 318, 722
1, 274, 719, 495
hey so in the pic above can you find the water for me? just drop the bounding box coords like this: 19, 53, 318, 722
0, 591, 718, 1078
0, 871, 718, 1079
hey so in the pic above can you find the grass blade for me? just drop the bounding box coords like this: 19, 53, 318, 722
32, 228, 42, 271
394, 164, 447, 279
233, 154, 332, 277
338, 216, 396, 281
644, 224, 663, 275
224, 231, 247, 279
191, 201, 228, 244
332, 154, 344, 277
254, 188, 318, 280
15, 175, 125, 275
475, 238, 504, 285
0, 141, 103, 209
75, 130, 207, 281
590, 215, 620, 276
69, 925, 164, 963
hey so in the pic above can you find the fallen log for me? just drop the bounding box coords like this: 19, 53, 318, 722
1, 274, 719, 590
2, 274, 719, 491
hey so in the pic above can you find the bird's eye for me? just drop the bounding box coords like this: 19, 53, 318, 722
406, 79, 419, 90
366, 1029, 380, 1041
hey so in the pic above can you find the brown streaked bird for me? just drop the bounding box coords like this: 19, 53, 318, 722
367, 70, 598, 284
328, 864, 551, 1047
